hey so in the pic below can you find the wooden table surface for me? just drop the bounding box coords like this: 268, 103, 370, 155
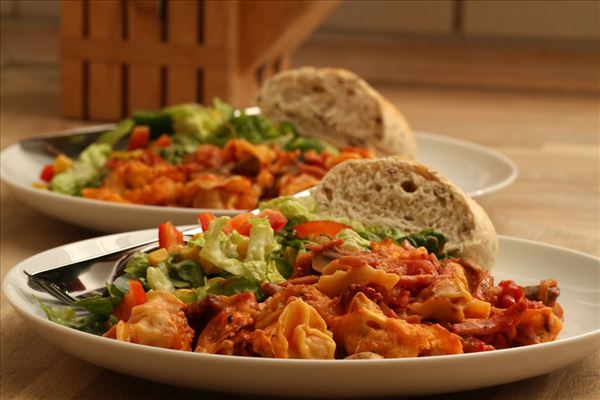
2, 66, 599, 399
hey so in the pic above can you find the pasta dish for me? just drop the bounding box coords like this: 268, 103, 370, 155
40, 196, 563, 359
36, 101, 372, 209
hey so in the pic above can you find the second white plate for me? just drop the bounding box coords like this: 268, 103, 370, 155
0, 131, 517, 232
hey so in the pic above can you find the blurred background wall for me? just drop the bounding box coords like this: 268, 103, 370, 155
1, 0, 598, 112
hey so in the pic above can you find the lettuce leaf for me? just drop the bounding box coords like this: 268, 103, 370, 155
50, 143, 111, 195
198, 217, 283, 284
195, 276, 263, 302
336, 228, 371, 251
259, 196, 317, 224
36, 298, 105, 334
123, 252, 151, 277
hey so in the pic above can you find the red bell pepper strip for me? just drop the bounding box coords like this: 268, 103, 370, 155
153, 134, 171, 148
257, 209, 288, 231
198, 213, 216, 232
128, 126, 150, 150
113, 279, 147, 322
158, 221, 184, 249
40, 164, 55, 182
294, 220, 350, 239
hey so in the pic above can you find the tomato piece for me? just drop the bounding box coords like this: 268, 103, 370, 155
498, 280, 524, 308
198, 213, 216, 231
128, 126, 150, 150
229, 213, 254, 235
257, 209, 288, 231
158, 221, 184, 249
113, 279, 147, 322
294, 220, 350, 239
40, 164, 55, 182
128, 279, 147, 304
153, 134, 171, 148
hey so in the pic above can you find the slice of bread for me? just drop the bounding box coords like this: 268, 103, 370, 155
311, 158, 498, 269
256, 67, 416, 158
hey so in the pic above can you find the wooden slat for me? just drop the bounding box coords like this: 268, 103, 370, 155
87, 0, 123, 121
127, 0, 163, 112
166, 0, 198, 105
203, 1, 239, 105
240, 0, 340, 72
60, 39, 225, 68
59, 0, 84, 118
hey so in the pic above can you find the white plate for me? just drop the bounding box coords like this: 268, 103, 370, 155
3, 234, 598, 398
0, 131, 517, 232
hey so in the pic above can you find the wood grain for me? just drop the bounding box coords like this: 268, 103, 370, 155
87, 0, 123, 120
240, 0, 340, 72
1, 37, 599, 400
126, 0, 163, 112
59, 0, 84, 118
165, 0, 199, 105
293, 34, 600, 94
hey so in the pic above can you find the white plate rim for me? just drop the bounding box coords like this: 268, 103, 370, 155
416, 131, 518, 197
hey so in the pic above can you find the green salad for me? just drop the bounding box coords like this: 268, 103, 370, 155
44, 99, 338, 197
39, 196, 448, 335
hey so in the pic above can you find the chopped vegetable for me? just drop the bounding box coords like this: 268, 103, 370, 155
294, 220, 351, 239
146, 267, 175, 292
198, 213, 216, 232
39, 164, 55, 182
153, 134, 171, 148
50, 143, 111, 195
127, 126, 150, 150
53, 154, 73, 173
112, 279, 147, 321
158, 222, 184, 249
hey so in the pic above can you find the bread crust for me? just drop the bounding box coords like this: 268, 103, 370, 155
311, 158, 498, 269
256, 67, 416, 158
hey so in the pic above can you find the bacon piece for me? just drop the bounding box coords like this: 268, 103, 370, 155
396, 274, 438, 290
451, 300, 527, 336
291, 251, 314, 278
285, 275, 320, 285
186, 292, 258, 322
461, 337, 496, 353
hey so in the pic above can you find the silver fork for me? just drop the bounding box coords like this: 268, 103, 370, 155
25, 271, 78, 305
25, 226, 202, 304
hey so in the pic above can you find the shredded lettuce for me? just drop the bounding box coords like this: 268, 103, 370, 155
96, 118, 134, 146
36, 298, 105, 334
198, 217, 283, 284
195, 276, 263, 302
336, 228, 371, 251
358, 227, 449, 257
50, 143, 111, 195
170, 259, 205, 287
147, 267, 175, 291
73, 296, 114, 317
259, 196, 318, 224
123, 252, 151, 278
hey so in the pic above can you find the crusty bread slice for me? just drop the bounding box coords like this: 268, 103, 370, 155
311, 158, 498, 269
256, 67, 416, 158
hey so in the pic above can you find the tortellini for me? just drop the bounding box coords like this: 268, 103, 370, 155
332, 292, 462, 358
409, 262, 491, 323
255, 297, 336, 359
112, 290, 194, 351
